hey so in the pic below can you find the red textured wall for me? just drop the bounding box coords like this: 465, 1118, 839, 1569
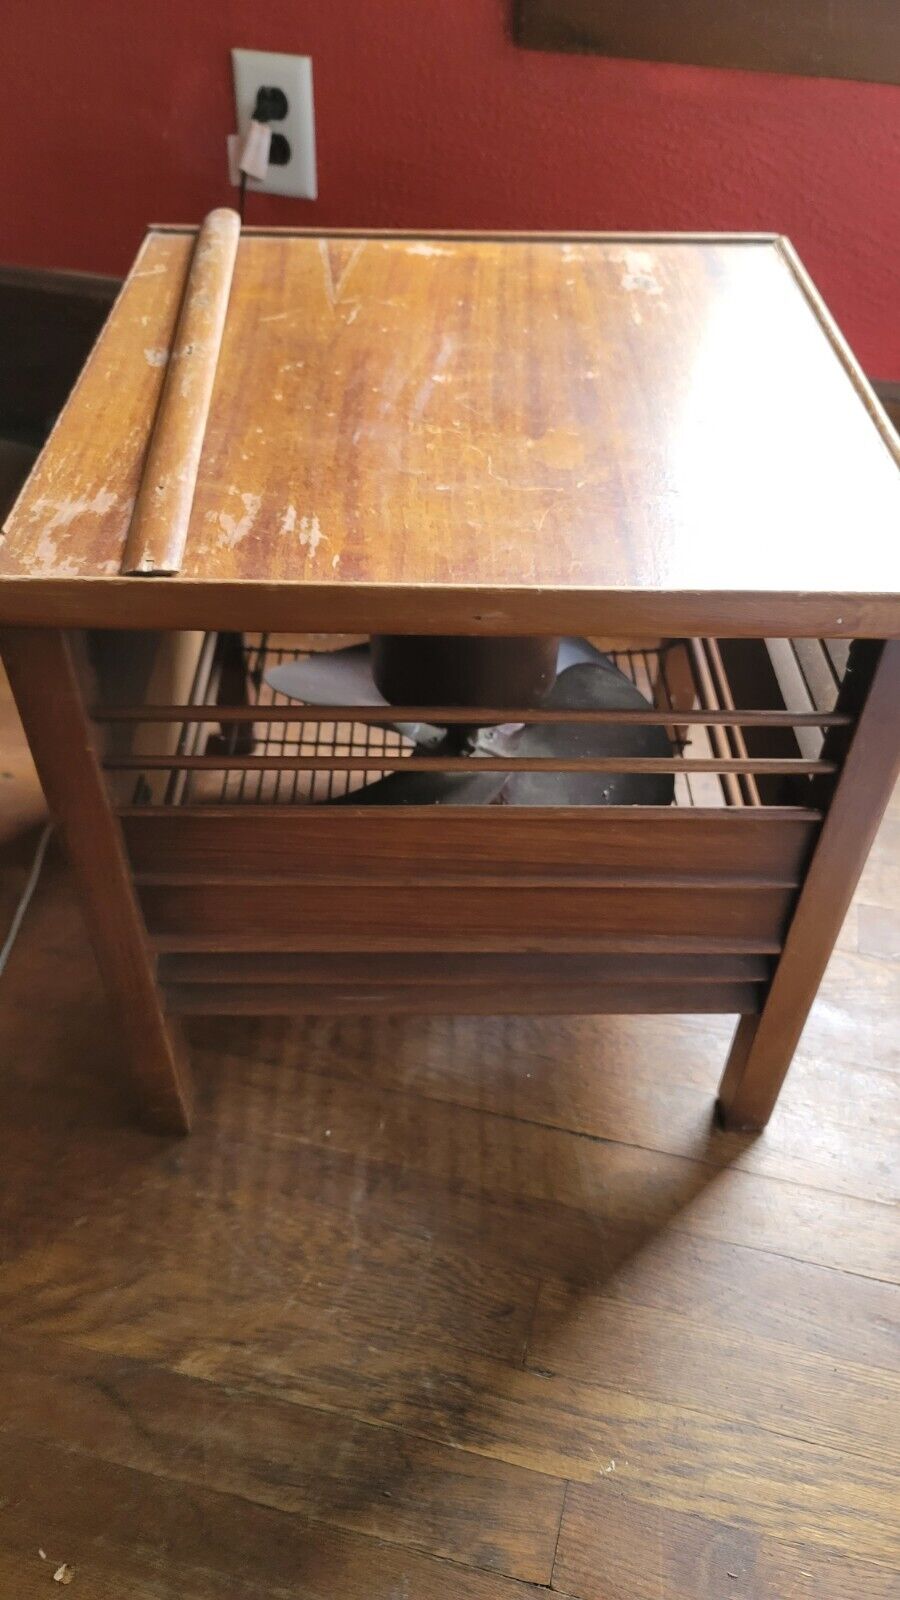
3, 0, 898, 373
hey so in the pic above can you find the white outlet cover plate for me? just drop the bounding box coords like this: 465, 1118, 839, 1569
231, 48, 317, 200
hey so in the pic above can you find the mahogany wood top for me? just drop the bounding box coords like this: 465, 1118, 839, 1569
1, 228, 898, 635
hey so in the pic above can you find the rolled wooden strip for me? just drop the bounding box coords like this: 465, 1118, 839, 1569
121, 208, 241, 575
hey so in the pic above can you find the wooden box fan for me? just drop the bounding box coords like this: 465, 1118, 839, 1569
1, 210, 898, 1135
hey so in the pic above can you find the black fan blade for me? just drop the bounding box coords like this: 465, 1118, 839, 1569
329, 769, 508, 806
325, 658, 674, 807
501, 663, 675, 806
264, 645, 445, 746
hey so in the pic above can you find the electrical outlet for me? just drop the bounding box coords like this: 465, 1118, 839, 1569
231, 48, 317, 200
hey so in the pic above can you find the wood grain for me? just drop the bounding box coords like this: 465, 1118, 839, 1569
0, 1434, 564, 1600
515, 0, 900, 86
163, 978, 761, 1015
0, 1336, 565, 1583
0, 219, 898, 1596
183, 1062, 898, 1281
139, 879, 794, 950
0, 767, 896, 1593
0, 628, 192, 1132
527, 1279, 900, 1466
121, 209, 240, 575
719, 641, 900, 1126
3, 231, 898, 636
554, 1485, 900, 1600
120, 805, 819, 882
160, 951, 770, 984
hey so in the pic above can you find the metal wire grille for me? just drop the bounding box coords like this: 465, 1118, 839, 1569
191, 634, 413, 806
113, 632, 845, 811
128, 634, 726, 810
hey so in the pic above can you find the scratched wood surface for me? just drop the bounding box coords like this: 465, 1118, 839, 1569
1, 661, 898, 1597
1, 230, 899, 636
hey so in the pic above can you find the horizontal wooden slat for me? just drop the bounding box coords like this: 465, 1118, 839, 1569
163, 979, 761, 1015
93, 703, 855, 726
106, 753, 836, 774
5, 578, 897, 638
122, 806, 819, 883
153, 933, 782, 956
158, 950, 772, 986
136, 871, 796, 890
141, 881, 793, 951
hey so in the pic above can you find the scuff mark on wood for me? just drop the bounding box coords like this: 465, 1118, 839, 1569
206, 489, 261, 548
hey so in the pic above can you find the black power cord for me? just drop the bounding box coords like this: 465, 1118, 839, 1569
238, 85, 291, 222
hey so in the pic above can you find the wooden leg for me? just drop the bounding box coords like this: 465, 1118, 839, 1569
717, 640, 900, 1130
0, 627, 193, 1133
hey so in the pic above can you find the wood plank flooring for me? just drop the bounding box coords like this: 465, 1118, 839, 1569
0, 663, 898, 1597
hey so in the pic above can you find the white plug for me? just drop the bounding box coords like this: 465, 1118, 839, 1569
237, 119, 272, 181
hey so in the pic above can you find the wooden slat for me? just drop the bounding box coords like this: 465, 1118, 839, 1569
824, 638, 851, 680
163, 627, 219, 807
4, 579, 897, 639
765, 638, 829, 760
792, 638, 841, 708
140, 881, 794, 950
704, 637, 761, 806
688, 638, 742, 807
93, 702, 855, 726
105, 752, 837, 774
121, 806, 819, 883
135, 872, 797, 891
158, 951, 772, 985
163, 979, 761, 1015
714, 637, 809, 806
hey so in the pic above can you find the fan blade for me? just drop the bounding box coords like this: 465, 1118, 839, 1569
324, 659, 674, 808
556, 636, 611, 672
502, 662, 675, 806
328, 769, 508, 806
264, 646, 444, 746
267, 637, 607, 710
268, 642, 674, 808
265, 643, 384, 705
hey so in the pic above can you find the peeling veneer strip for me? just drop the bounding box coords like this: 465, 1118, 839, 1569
120, 209, 241, 575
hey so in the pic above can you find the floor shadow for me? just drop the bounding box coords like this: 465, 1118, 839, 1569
163, 1009, 759, 1559
2, 880, 760, 1582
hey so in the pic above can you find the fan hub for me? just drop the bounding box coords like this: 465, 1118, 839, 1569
371, 635, 559, 711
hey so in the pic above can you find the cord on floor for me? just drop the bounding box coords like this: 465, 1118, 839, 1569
0, 822, 54, 978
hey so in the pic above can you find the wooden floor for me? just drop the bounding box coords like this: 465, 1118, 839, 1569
0, 663, 898, 1599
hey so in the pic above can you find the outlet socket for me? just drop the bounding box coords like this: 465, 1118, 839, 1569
231, 48, 317, 200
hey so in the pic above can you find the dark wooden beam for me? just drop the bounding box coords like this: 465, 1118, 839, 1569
514, 0, 900, 86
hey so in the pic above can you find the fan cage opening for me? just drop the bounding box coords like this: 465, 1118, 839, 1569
97, 630, 852, 812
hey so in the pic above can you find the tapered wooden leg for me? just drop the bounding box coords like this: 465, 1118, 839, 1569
1, 627, 193, 1133
717, 640, 900, 1130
